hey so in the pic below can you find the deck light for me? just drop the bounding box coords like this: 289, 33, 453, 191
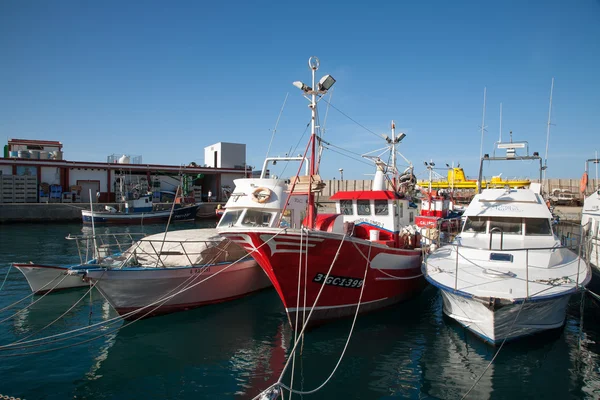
395, 132, 406, 143
293, 81, 312, 92
318, 74, 336, 91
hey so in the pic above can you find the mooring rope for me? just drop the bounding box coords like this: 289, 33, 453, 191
0, 272, 66, 314
256, 233, 375, 399
254, 233, 348, 400
13, 270, 106, 344
461, 297, 528, 400
0, 273, 71, 324
288, 227, 305, 398
0, 229, 287, 356
280, 241, 372, 397
0, 264, 12, 292
0, 242, 230, 351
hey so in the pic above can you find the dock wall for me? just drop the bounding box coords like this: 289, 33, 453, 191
0, 203, 222, 223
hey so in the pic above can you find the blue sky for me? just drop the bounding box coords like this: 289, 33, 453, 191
1, 0, 599, 180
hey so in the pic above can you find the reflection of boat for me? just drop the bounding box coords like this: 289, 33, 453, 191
423, 150, 591, 344
84, 229, 271, 318
417, 166, 531, 190
12, 232, 146, 294
218, 58, 424, 329
71, 289, 288, 398
81, 194, 200, 225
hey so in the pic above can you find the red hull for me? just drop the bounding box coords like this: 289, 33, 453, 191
222, 229, 425, 328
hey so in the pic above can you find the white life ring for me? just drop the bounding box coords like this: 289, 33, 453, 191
251, 187, 271, 204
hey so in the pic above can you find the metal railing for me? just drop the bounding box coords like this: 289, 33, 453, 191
65, 233, 232, 269
424, 224, 593, 298
66, 232, 147, 265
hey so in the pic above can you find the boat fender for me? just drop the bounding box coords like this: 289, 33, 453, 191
580, 172, 588, 194
105, 205, 117, 213
251, 187, 271, 204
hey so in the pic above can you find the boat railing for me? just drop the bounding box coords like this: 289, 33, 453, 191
426, 239, 590, 297
66, 232, 148, 265
112, 237, 232, 269
489, 227, 504, 250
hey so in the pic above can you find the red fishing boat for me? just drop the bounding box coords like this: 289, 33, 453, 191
217, 57, 424, 329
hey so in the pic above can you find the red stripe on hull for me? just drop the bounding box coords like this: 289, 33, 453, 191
222, 231, 425, 327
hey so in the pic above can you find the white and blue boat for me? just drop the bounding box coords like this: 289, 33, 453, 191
81, 194, 200, 225
422, 149, 591, 344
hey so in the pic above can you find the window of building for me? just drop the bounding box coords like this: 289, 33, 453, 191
357, 200, 371, 216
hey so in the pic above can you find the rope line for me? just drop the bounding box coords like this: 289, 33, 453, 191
280, 241, 372, 396
0, 264, 12, 292
0, 229, 287, 356
461, 298, 528, 399
254, 232, 348, 400
0, 274, 71, 324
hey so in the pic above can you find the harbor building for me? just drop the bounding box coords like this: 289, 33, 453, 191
1, 138, 249, 207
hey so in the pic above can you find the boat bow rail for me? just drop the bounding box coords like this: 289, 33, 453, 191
424, 240, 590, 299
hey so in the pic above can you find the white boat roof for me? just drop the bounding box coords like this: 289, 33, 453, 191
463, 189, 551, 219
114, 228, 246, 268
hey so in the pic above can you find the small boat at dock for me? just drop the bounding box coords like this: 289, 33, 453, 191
12, 232, 147, 294
81, 194, 200, 225
84, 229, 272, 318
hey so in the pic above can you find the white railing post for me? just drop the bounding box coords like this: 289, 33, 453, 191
454, 245, 459, 290
525, 249, 529, 298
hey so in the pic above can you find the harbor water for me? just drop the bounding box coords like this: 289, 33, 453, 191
1, 222, 600, 399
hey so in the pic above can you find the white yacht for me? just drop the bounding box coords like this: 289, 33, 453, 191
422, 149, 591, 344
581, 158, 600, 279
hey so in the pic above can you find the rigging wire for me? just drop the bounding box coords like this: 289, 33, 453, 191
265, 93, 289, 161
320, 98, 382, 139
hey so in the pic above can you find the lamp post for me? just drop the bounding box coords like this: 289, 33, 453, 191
339, 168, 343, 181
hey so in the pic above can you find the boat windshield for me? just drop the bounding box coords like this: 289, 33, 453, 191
240, 209, 275, 227
217, 210, 243, 227
489, 217, 522, 235
525, 218, 552, 235
463, 216, 486, 233
340, 200, 353, 215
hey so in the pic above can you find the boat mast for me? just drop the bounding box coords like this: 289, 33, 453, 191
499, 103, 503, 143
292, 57, 335, 229
308, 58, 318, 229
543, 77, 555, 188
391, 120, 397, 188
479, 87, 487, 162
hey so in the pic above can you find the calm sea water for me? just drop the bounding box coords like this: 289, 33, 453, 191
1, 222, 600, 399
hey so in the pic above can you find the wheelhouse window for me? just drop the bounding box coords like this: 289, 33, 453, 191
374, 200, 389, 216
340, 200, 353, 215
217, 210, 243, 227
463, 216, 487, 233
489, 217, 522, 235
525, 218, 552, 236
241, 209, 274, 227
357, 200, 371, 216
